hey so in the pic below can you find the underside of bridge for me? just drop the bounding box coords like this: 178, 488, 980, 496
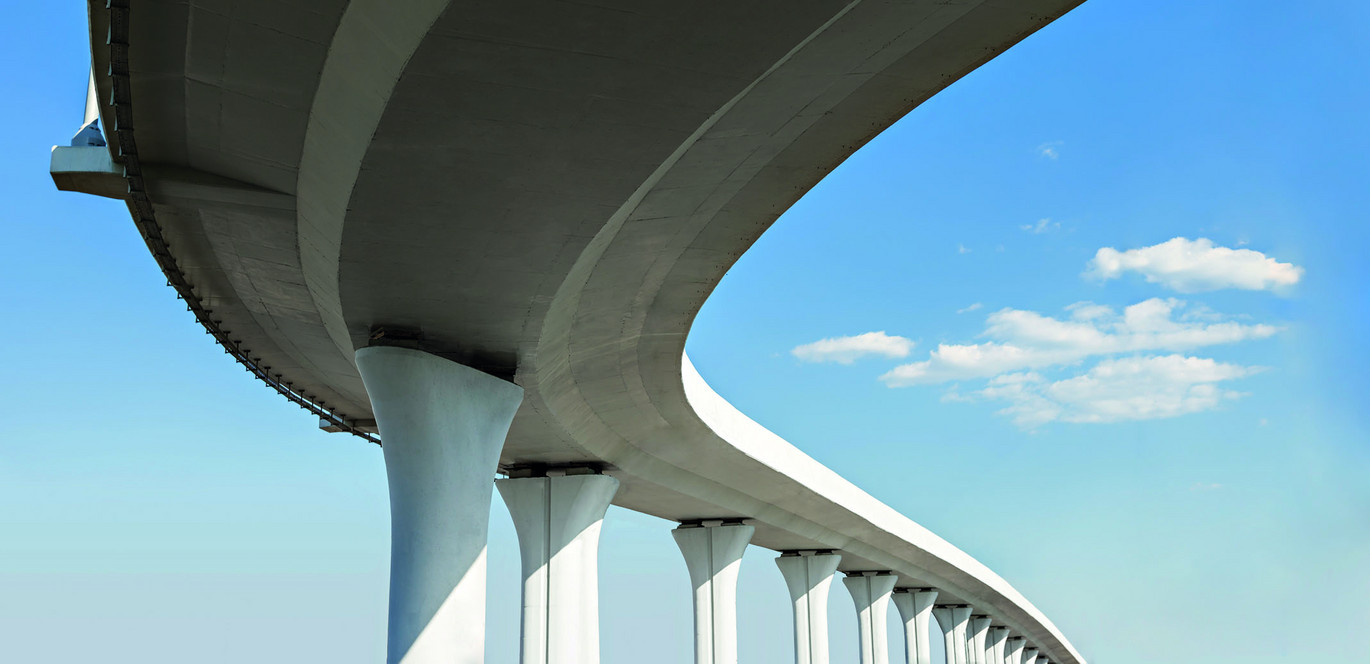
57, 1, 1089, 662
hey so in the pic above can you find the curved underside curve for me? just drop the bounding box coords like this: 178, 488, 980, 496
295, 0, 453, 378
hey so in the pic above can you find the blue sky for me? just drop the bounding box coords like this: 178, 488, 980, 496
2, 1, 1367, 663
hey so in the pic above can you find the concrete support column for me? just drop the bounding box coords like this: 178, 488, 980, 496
1022, 647, 1040, 664
673, 520, 756, 664
497, 471, 620, 664
842, 572, 898, 664
931, 606, 972, 664
776, 551, 842, 664
891, 588, 938, 664
968, 616, 991, 664
1004, 638, 1027, 664
987, 627, 1009, 664
355, 346, 524, 664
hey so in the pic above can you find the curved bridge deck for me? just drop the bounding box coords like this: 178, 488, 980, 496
57, 1, 1088, 662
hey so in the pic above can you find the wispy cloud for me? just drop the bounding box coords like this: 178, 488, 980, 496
958, 243, 971, 255
792, 331, 914, 365
880, 298, 1277, 386
978, 355, 1260, 428
1190, 482, 1225, 491
1037, 141, 1063, 159
957, 303, 983, 314
1021, 218, 1060, 234
1086, 237, 1303, 293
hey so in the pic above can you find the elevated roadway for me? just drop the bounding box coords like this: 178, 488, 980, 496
55, 1, 1088, 663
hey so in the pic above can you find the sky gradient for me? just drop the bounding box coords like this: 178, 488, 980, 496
3, 1, 1367, 663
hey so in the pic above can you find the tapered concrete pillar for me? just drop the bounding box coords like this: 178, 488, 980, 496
356, 346, 524, 664
497, 471, 619, 664
968, 616, 991, 664
1004, 638, 1027, 664
987, 627, 1009, 664
673, 521, 756, 664
776, 551, 842, 664
842, 572, 898, 664
891, 588, 938, 664
1022, 647, 1040, 664
931, 605, 972, 664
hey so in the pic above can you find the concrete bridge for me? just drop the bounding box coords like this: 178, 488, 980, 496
52, 1, 1088, 663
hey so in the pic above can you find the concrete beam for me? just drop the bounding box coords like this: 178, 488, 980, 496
49, 146, 123, 200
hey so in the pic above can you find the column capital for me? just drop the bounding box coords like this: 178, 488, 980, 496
842, 573, 898, 664
356, 347, 524, 664
674, 522, 754, 664
776, 552, 842, 664
498, 473, 619, 664
892, 588, 938, 664
930, 605, 974, 664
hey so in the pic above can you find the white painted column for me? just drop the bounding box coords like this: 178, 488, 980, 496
891, 588, 938, 664
497, 471, 620, 664
987, 627, 1009, 664
931, 606, 972, 664
1004, 638, 1027, 664
673, 521, 756, 664
1022, 647, 1040, 664
776, 551, 842, 664
355, 346, 524, 664
1002, 635, 1024, 662
842, 572, 898, 664
968, 616, 991, 664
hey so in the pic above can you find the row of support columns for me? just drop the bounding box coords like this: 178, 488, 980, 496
357, 347, 1059, 664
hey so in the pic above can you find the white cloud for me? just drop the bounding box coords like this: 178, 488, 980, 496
957, 243, 971, 255
1021, 218, 1060, 234
1086, 237, 1303, 293
978, 355, 1260, 428
792, 331, 914, 365
1038, 141, 1063, 159
957, 302, 983, 314
880, 298, 1278, 386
